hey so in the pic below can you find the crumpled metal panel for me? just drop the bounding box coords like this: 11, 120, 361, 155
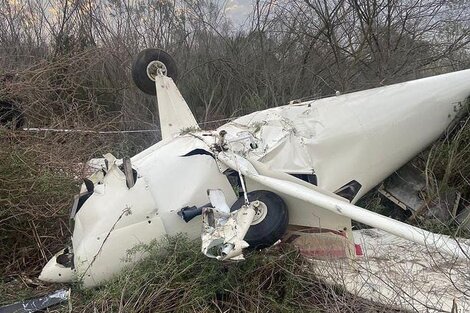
221, 69, 470, 203
201, 189, 255, 260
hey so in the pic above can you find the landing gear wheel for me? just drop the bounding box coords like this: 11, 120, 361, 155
230, 190, 289, 249
131, 48, 178, 95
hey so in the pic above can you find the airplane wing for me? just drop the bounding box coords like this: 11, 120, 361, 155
217, 151, 470, 261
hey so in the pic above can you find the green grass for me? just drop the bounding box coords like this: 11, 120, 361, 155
72, 236, 317, 312
65, 235, 394, 313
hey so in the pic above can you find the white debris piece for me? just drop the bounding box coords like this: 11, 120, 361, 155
310, 228, 470, 312
201, 189, 256, 260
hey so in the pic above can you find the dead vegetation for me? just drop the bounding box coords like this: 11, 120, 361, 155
66, 236, 407, 313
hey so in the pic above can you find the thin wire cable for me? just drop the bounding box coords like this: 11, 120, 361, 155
21, 117, 239, 134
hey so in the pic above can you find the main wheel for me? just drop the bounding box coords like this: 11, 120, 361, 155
230, 190, 289, 249
131, 48, 178, 95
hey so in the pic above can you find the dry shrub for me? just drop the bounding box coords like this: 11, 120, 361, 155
0, 128, 160, 279
0, 46, 161, 136
0, 48, 160, 281
0, 130, 77, 278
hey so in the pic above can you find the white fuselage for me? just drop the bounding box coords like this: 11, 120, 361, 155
39, 69, 470, 287
222, 70, 470, 201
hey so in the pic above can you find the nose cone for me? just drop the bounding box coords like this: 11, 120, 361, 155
39, 249, 74, 283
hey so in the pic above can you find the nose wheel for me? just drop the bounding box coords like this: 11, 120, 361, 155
131, 48, 178, 95
230, 190, 289, 249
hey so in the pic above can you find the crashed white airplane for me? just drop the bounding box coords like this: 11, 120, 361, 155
39, 48, 470, 288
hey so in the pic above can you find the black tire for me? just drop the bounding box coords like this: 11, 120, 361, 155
131, 48, 178, 95
230, 190, 289, 249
